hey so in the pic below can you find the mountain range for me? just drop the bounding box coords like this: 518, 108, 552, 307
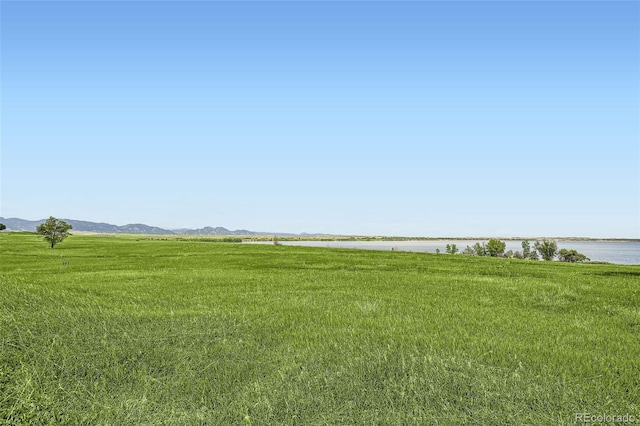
0, 217, 318, 236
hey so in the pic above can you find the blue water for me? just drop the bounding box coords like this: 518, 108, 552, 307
248, 240, 640, 265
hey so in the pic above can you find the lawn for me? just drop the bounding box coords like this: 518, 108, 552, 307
1, 233, 638, 424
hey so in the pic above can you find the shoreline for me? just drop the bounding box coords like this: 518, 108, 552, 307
5, 231, 639, 243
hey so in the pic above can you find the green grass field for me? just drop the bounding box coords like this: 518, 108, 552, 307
1, 233, 638, 425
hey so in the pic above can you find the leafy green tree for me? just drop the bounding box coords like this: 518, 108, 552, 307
534, 240, 557, 261
445, 243, 458, 255
473, 242, 486, 256
36, 217, 72, 248
0, 223, 6, 231
486, 239, 506, 257
519, 240, 539, 260
558, 249, 590, 263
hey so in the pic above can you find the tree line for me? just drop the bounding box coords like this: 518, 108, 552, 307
441, 239, 590, 263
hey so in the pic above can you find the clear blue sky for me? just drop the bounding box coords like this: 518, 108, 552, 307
1, 0, 638, 237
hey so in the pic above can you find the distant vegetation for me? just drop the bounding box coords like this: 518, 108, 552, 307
453, 239, 589, 262
0, 223, 5, 231
534, 240, 558, 261
558, 248, 590, 263
221, 237, 243, 243
176, 237, 243, 243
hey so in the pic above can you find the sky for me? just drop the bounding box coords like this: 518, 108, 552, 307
1, 0, 638, 237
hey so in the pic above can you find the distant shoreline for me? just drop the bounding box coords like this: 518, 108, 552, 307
240, 236, 640, 243
4, 231, 639, 243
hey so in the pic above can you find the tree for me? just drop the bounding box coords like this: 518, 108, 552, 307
0, 223, 6, 231
534, 240, 557, 261
473, 242, 486, 257
36, 217, 72, 248
558, 248, 590, 263
520, 240, 539, 260
486, 239, 506, 257
445, 243, 458, 255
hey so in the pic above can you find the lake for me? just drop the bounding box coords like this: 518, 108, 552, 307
247, 240, 640, 265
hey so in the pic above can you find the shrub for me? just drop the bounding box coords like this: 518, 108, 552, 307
558, 248, 590, 263
535, 240, 558, 261
473, 243, 486, 256
486, 239, 506, 257
462, 246, 475, 256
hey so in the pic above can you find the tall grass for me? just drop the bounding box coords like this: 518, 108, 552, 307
1, 233, 638, 424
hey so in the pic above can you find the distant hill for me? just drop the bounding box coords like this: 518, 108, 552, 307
0, 217, 318, 236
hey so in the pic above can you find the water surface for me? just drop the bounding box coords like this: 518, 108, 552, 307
247, 240, 640, 265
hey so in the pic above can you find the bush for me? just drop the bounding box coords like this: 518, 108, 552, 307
462, 246, 475, 256
558, 249, 590, 263
486, 239, 506, 257
473, 243, 486, 256
535, 240, 558, 261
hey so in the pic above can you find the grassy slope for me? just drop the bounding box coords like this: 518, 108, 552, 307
1, 233, 638, 425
